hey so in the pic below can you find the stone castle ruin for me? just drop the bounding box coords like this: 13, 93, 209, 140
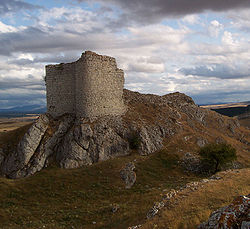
45, 51, 126, 118
1, 50, 247, 180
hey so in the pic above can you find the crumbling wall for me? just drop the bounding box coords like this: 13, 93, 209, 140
75, 51, 125, 118
45, 62, 76, 117
45, 51, 126, 118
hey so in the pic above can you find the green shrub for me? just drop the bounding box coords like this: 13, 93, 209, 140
199, 143, 237, 174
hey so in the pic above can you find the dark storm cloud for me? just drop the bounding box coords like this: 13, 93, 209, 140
78, 0, 250, 23
0, 76, 45, 90
8, 54, 80, 65
0, 0, 42, 15
0, 25, 115, 56
0, 76, 46, 109
0, 27, 47, 56
0, 93, 46, 109
0, 92, 45, 101
179, 64, 250, 79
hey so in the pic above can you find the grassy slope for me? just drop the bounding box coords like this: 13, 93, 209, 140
0, 148, 201, 229
0, 112, 249, 228
239, 117, 250, 128
142, 168, 250, 229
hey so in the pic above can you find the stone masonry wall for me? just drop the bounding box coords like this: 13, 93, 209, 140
46, 63, 76, 117
45, 51, 126, 118
75, 51, 125, 118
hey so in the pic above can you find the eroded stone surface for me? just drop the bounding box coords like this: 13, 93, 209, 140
0, 88, 246, 179
1, 114, 50, 178
120, 162, 136, 189
46, 51, 126, 118
198, 194, 250, 229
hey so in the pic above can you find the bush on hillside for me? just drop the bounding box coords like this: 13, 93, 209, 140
199, 143, 237, 174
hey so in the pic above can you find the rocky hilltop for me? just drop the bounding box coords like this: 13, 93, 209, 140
0, 89, 249, 179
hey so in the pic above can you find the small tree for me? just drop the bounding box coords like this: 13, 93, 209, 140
199, 143, 237, 174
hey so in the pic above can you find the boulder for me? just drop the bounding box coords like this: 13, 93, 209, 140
198, 194, 250, 229
180, 152, 202, 173
139, 126, 163, 155
120, 162, 136, 189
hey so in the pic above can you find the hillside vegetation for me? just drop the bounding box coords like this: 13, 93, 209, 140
0, 141, 248, 229
0, 139, 249, 228
0, 90, 249, 228
142, 168, 250, 229
0, 122, 249, 228
0, 148, 201, 229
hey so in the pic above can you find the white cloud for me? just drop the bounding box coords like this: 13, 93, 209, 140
0, 21, 17, 33
0, 2, 250, 107
182, 15, 200, 25
208, 20, 224, 37
222, 31, 235, 45
128, 62, 165, 73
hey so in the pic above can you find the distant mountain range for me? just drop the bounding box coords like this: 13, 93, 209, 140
0, 105, 46, 116
1, 100, 250, 118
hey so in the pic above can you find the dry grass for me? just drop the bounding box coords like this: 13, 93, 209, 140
0, 123, 32, 156
0, 116, 37, 133
239, 117, 250, 128
0, 149, 201, 229
0, 111, 249, 228
0, 121, 32, 133
142, 168, 250, 229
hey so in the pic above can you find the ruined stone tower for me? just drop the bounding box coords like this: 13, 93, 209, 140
45, 51, 126, 118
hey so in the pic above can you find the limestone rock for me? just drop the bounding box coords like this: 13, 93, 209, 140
0, 88, 244, 178
197, 138, 208, 147
139, 126, 163, 155
198, 194, 250, 229
128, 225, 141, 229
241, 221, 250, 229
57, 128, 92, 169
120, 162, 136, 189
147, 201, 165, 219
89, 117, 130, 162
111, 203, 120, 213
180, 152, 202, 173
22, 114, 74, 176
1, 114, 50, 178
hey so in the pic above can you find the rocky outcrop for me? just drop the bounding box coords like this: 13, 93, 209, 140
1, 114, 50, 178
180, 152, 202, 173
120, 162, 136, 189
198, 194, 250, 229
0, 89, 247, 179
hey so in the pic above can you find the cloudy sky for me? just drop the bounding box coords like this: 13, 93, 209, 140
0, 0, 250, 109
